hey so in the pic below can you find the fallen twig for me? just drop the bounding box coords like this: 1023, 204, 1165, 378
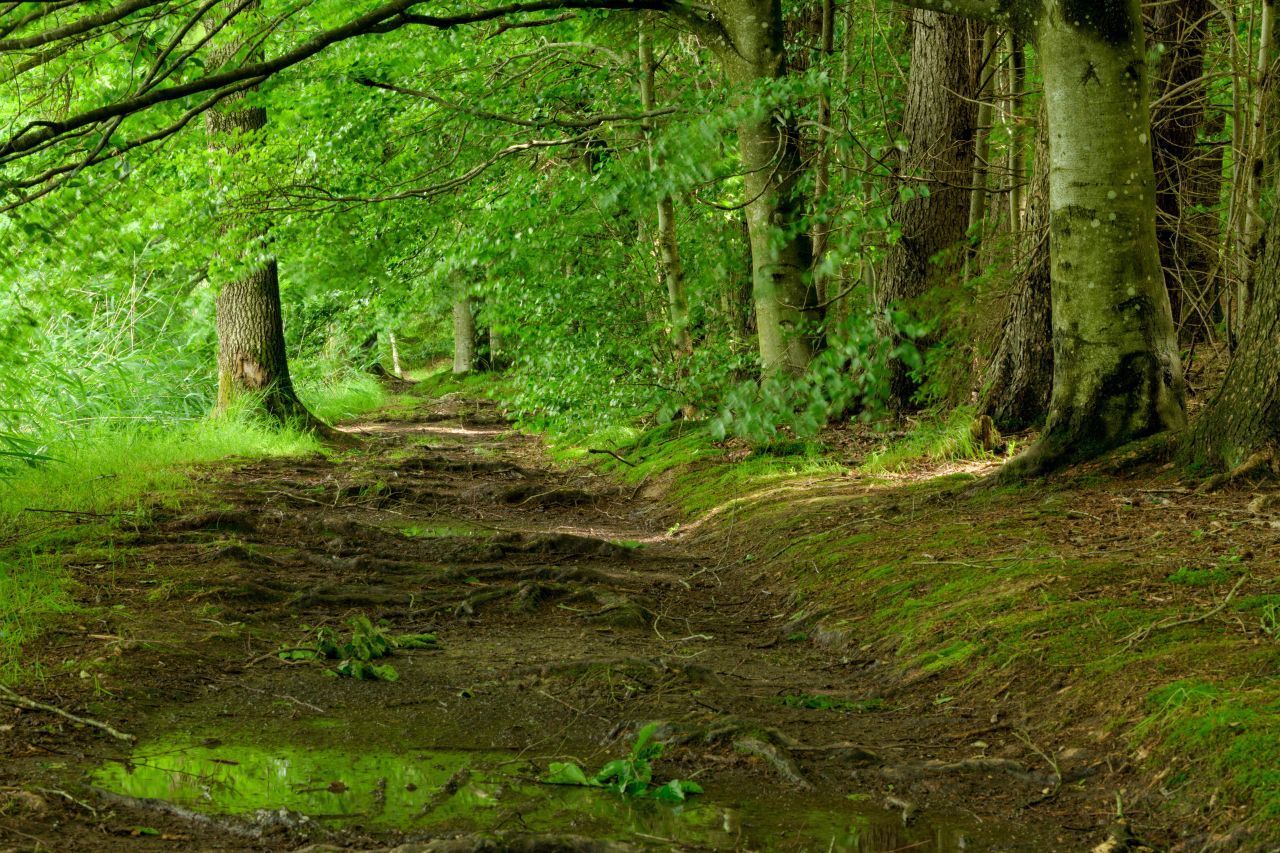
587, 448, 636, 467
0, 683, 135, 743
1123, 574, 1248, 647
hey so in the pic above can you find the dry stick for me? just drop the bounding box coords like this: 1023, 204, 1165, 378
1123, 574, 1249, 648
0, 683, 135, 743
587, 448, 636, 467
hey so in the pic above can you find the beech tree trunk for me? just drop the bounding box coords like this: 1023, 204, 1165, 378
877, 11, 978, 409
978, 110, 1051, 431
1187, 207, 1280, 469
717, 0, 820, 376
204, 25, 321, 430
903, 0, 1186, 471
453, 291, 476, 375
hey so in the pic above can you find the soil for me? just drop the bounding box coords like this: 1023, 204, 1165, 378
0, 394, 1177, 850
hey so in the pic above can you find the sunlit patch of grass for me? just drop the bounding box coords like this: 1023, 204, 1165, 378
861, 407, 1006, 474
300, 373, 387, 423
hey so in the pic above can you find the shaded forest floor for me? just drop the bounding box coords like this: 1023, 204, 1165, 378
0, 386, 1276, 851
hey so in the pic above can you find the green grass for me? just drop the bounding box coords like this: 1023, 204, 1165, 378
301, 373, 388, 423
860, 406, 1002, 473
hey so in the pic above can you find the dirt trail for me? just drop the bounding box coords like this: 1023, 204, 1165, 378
1, 395, 1084, 851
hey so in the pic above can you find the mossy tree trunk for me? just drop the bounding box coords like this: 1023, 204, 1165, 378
715, 0, 821, 376
901, 0, 1186, 470
1186, 207, 1280, 470
452, 287, 476, 375
877, 11, 978, 409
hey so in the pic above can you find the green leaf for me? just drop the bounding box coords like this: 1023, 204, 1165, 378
650, 779, 703, 802
544, 762, 597, 787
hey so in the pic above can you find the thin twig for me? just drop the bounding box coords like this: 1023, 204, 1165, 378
1123, 574, 1248, 648
0, 683, 135, 743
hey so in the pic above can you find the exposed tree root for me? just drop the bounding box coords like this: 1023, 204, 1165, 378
666, 718, 811, 788
1197, 447, 1278, 493
93, 789, 317, 840
881, 756, 1057, 788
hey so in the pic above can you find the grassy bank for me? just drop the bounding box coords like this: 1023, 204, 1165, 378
0, 373, 390, 678
569, 419, 1279, 844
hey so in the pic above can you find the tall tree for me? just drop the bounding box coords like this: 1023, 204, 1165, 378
639, 20, 693, 356
877, 11, 978, 410
1187, 200, 1280, 470
903, 0, 1185, 471
711, 0, 822, 376
204, 13, 328, 432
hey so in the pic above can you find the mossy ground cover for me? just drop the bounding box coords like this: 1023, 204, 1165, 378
556, 408, 1280, 844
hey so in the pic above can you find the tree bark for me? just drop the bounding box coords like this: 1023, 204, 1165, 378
877, 11, 978, 409
978, 107, 1051, 431
716, 0, 821, 376
638, 21, 693, 357
452, 290, 476, 375
1186, 205, 1280, 469
1012, 0, 1184, 471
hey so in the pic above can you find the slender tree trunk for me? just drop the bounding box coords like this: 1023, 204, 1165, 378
1187, 204, 1280, 469
966, 24, 998, 279
877, 11, 978, 409
810, 0, 836, 301
204, 21, 325, 432
718, 0, 820, 376
1149, 0, 1213, 341
979, 108, 1051, 431
1006, 33, 1027, 233
1013, 0, 1185, 470
388, 329, 403, 378
638, 22, 693, 356
453, 289, 476, 375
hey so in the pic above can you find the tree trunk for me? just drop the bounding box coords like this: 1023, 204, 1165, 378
718, 0, 820, 376
1011, 0, 1185, 471
1186, 204, 1280, 470
452, 291, 476, 375
388, 329, 403, 378
810, 0, 835, 301
877, 11, 978, 409
204, 24, 324, 431
639, 21, 693, 356
978, 108, 1051, 431
966, 24, 998, 279
1149, 0, 1214, 341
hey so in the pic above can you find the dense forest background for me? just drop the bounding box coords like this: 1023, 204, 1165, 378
4, 0, 1276, 475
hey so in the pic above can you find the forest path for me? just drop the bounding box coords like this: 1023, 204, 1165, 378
3, 393, 1075, 851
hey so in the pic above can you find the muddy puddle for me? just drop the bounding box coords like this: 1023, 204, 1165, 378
92, 722, 978, 850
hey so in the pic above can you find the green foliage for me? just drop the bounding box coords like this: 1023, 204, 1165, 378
544, 722, 703, 802
711, 310, 925, 444
280, 615, 440, 681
